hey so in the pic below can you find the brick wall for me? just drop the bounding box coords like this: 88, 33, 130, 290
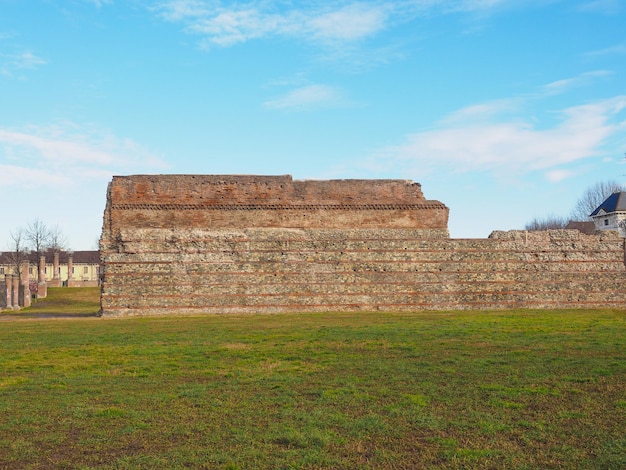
101, 175, 450, 237
99, 175, 626, 316
0, 275, 7, 310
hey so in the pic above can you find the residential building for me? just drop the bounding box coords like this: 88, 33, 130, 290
0, 250, 100, 287
590, 192, 626, 237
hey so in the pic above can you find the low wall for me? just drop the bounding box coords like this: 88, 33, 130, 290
100, 228, 626, 316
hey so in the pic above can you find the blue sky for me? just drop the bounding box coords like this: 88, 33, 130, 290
1, 0, 625, 249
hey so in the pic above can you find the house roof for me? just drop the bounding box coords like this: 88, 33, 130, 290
0, 250, 99, 265
590, 192, 626, 217
565, 220, 596, 235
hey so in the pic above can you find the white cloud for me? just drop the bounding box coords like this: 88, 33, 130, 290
153, 0, 557, 52
16, 51, 47, 68
84, 0, 113, 7
263, 84, 345, 110
579, 0, 623, 14
0, 122, 167, 188
540, 71, 612, 96
151, 0, 544, 71
0, 50, 47, 76
0, 164, 70, 188
585, 43, 626, 58
156, 1, 392, 48
369, 95, 626, 178
405, 0, 528, 16
445, 0, 510, 13
0, 129, 117, 166
156, 0, 209, 21
306, 4, 389, 42
545, 169, 575, 183
439, 98, 522, 124
188, 8, 286, 47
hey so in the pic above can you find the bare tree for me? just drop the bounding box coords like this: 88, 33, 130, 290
25, 220, 58, 284
49, 224, 69, 252
525, 215, 568, 231
6, 228, 29, 280
570, 180, 624, 221
25, 219, 51, 260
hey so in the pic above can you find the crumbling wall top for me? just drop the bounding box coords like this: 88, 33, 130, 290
108, 174, 428, 206
101, 174, 449, 234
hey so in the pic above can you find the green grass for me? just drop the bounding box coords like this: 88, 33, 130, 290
0, 292, 625, 468
3, 287, 100, 316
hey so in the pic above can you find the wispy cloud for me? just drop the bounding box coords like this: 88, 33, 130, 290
264, 84, 346, 111
0, 50, 47, 76
578, 0, 623, 14
0, 164, 69, 188
306, 3, 389, 43
156, 1, 390, 48
0, 122, 167, 188
584, 43, 626, 58
156, 0, 210, 21
539, 70, 612, 96
366, 92, 626, 180
546, 169, 575, 183
83, 0, 113, 7
150, 0, 548, 73
443, 0, 511, 13
154, 0, 532, 48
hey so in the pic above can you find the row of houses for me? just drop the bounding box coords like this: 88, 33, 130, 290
0, 250, 100, 286
0, 250, 100, 311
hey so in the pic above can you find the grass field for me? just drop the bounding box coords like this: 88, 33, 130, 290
1, 288, 625, 468
1, 286, 101, 317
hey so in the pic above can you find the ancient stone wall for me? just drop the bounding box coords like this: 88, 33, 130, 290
100, 175, 626, 316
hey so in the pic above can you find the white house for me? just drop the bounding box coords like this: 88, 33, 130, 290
590, 192, 626, 237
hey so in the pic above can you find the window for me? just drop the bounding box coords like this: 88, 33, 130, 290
84, 266, 89, 274
0, 267, 4, 274
604, 219, 609, 226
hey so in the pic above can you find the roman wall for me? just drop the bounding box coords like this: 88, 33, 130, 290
99, 175, 626, 316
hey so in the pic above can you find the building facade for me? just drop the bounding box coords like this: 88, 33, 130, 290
590, 192, 626, 237
0, 250, 99, 310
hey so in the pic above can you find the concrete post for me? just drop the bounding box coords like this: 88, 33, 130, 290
67, 254, 74, 287
49, 251, 61, 287
19, 260, 31, 308
3, 275, 11, 309
38, 255, 47, 298
53, 252, 59, 280
12, 275, 19, 310
0, 276, 3, 311
39, 255, 46, 283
